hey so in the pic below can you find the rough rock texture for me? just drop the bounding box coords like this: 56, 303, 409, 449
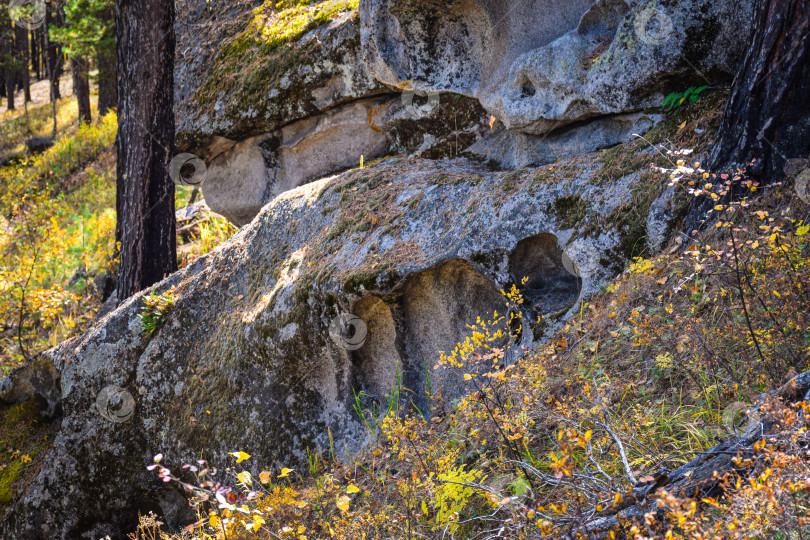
203, 94, 490, 225
174, 2, 490, 224
175, 4, 382, 146
363, 0, 753, 163
0, 145, 684, 538
468, 112, 661, 169
174, 0, 754, 224
0, 356, 61, 418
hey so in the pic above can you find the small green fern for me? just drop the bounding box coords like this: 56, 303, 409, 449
662, 86, 708, 115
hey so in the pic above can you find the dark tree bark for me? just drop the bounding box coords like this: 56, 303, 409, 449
30, 30, 39, 81
0, 30, 10, 111
115, 0, 177, 302
4, 39, 14, 111
96, 5, 117, 117
14, 26, 29, 102
709, 0, 810, 179
70, 57, 91, 124
45, 2, 63, 101
97, 49, 117, 116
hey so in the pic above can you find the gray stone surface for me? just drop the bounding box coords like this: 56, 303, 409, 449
362, 0, 753, 142
0, 146, 680, 538
174, 2, 490, 224
468, 112, 661, 168
179, 0, 754, 225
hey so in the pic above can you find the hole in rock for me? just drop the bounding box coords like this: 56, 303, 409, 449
402, 259, 512, 404
509, 233, 581, 316
520, 79, 536, 98
350, 295, 402, 407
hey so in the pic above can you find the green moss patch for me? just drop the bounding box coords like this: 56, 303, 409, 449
0, 397, 56, 508
549, 195, 588, 230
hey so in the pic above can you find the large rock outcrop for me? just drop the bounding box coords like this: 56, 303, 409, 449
362, 0, 753, 165
363, 0, 752, 132
175, 2, 490, 225
174, 0, 752, 224
0, 144, 684, 537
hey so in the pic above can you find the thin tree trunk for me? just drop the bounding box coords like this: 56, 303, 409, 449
45, 2, 63, 101
4, 27, 16, 110
30, 30, 39, 81
5, 55, 14, 111
97, 4, 116, 117
708, 0, 810, 179
115, 0, 177, 302
71, 57, 91, 124
97, 49, 116, 116
15, 26, 30, 102
41, 25, 57, 137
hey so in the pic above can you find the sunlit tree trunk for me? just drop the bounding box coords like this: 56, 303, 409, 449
30, 30, 39, 81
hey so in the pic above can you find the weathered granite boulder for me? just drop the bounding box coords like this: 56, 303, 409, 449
175, 1, 490, 224
174, 0, 752, 224
362, 0, 753, 164
0, 142, 683, 537
201, 94, 490, 225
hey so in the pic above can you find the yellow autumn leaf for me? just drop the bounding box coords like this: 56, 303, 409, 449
259, 471, 272, 484
230, 451, 251, 463
347, 484, 361, 494
336, 494, 351, 513
237, 471, 252, 484
209, 515, 221, 528
278, 467, 294, 478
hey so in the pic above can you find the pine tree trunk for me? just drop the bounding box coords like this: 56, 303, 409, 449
71, 57, 91, 124
115, 0, 177, 302
97, 4, 116, 117
15, 26, 29, 102
97, 48, 116, 117
5, 48, 14, 111
708, 0, 810, 179
0, 28, 10, 110
45, 2, 63, 101
30, 30, 39, 81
